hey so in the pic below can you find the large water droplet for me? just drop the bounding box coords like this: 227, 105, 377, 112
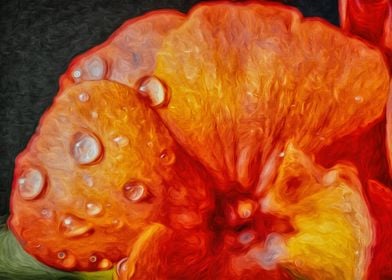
113, 136, 129, 148
137, 76, 169, 107
86, 202, 103, 216
159, 149, 176, 165
60, 215, 94, 238
123, 182, 146, 202
72, 132, 102, 165
18, 168, 45, 200
78, 92, 90, 102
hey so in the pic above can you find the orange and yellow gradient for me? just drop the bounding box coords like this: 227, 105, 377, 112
8, 1, 392, 279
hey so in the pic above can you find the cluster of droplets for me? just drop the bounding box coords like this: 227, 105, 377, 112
14, 74, 177, 270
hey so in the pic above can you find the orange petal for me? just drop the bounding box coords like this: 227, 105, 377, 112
152, 2, 390, 190
8, 80, 213, 271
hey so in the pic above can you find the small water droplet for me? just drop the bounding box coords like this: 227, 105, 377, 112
82, 173, 94, 187
159, 149, 176, 165
113, 136, 129, 148
18, 168, 45, 200
238, 231, 256, 245
123, 182, 146, 202
57, 251, 66, 259
98, 258, 112, 269
116, 257, 128, 276
354, 96, 364, 103
71, 132, 102, 165
41, 208, 52, 218
60, 215, 94, 238
91, 111, 99, 119
78, 92, 90, 102
89, 255, 98, 263
86, 202, 103, 216
278, 152, 285, 158
137, 76, 169, 107
72, 69, 82, 79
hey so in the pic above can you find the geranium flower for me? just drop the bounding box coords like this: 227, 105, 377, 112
7, 1, 392, 279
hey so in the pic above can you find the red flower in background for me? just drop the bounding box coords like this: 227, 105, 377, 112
8, 1, 392, 279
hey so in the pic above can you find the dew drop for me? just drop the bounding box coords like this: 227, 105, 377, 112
86, 56, 106, 80
113, 136, 129, 148
82, 173, 94, 187
137, 76, 169, 107
86, 202, 103, 216
354, 95, 364, 103
57, 251, 66, 260
123, 182, 146, 202
89, 255, 98, 263
18, 168, 45, 200
91, 111, 99, 119
116, 257, 128, 276
278, 152, 285, 158
41, 208, 52, 218
78, 92, 90, 102
159, 149, 176, 165
71, 132, 102, 165
98, 258, 112, 269
72, 69, 82, 79
238, 231, 256, 245
60, 215, 94, 238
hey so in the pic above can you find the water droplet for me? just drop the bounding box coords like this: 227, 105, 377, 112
322, 170, 338, 186
238, 231, 256, 245
91, 111, 99, 119
18, 168, 45, 200
72, 69, 82, 79
98, 258, 112, 269
86, 56, 106, 80
159, 149, 176, 165
278, 152, 285, 158
89, 255, 98, 263
78, 92, 90, 102
82, 173, 94, 187
113, 136, 129, 148
57, 251, 66, 259
60, 215, 94, 238
41, 208, 52, 218
354, 96, 364, 103
71, 132, 102, 165
123, 182, 146, 202
86, 202, 103, 216
137, 76, 169, 107
116, 257, 128, 276
237, 200, 254, 219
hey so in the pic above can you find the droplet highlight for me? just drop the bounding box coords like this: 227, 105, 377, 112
89, 255, 98, 263
159, 149, 176, 165
72, 69, 82, 79
138, 76, 169, 107
71, 132, 102, 165
78, 92, 90, 102
86, 202, 103, 216
18, 168, 45, 200
354, 95, 364, 103
116, 257, 128, 277
60, 215, 94, 238
123, 181, 146, 202
113, 135, 129, 148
